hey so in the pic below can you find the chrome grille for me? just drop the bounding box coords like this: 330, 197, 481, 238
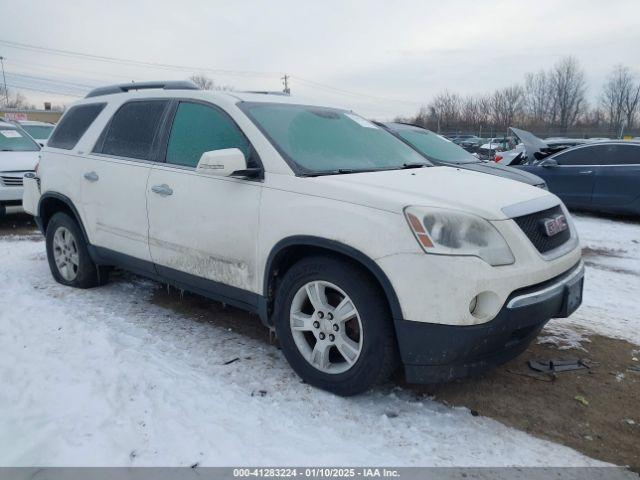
513, 205, 571, 254
0, 172, 31, 187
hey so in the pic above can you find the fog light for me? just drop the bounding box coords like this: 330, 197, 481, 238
469, 291, 501, 320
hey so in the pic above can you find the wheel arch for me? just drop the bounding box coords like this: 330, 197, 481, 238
38, 192, 90, 244
262, 236, 403, 326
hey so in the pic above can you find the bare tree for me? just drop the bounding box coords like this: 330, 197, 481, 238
549, 57, 587, 132
427, 91, 461, 132
601, 65, 631, 134
623, 73, 640, 131
460, 96, 481, 129
0, 88, 29, 109
524, 70, 553, 126
404, 57, 640, 137
189, 74, 214, 90
490, 85, 525, 129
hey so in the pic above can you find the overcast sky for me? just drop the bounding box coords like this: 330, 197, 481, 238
1, 0, 639, 118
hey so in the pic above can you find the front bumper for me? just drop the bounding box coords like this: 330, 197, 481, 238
0, 202, 25, 215
1, 180, 25, 215
396, 261, 584, 384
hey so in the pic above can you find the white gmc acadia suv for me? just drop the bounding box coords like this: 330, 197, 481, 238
23, 81, 584, 396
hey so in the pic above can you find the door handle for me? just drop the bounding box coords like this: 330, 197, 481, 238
151, 184, 173, 196
83, 171, 99, 182
578, 170, 593, 175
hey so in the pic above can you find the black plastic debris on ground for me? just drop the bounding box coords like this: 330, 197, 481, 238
528, 358, 590, 373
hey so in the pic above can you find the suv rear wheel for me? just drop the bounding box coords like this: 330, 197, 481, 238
46, 212, 107, 288
273, 256, 398, 396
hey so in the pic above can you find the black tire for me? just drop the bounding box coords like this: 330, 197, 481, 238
273, 255, 398, 396
45, 212, 108, 288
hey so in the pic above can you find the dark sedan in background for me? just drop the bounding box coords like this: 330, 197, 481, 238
378, 122, 547, 188
516, 142, 640, 216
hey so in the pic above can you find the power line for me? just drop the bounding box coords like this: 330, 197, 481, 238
0, 38, 426, 109
4, 83, 83, 98
6, 72, 95, 90
6, 57, 135, 83
0, 39, 280, 79
292, 76, 423, 106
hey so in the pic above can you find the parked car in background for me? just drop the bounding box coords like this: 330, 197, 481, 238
515, 141, 640, 216
378, 122, 547, 188
459, 137, 485, 153
451, 134, 479, 145
475, 137, 517, 160
23, 81, 584, 395
0, 120, 40, 215
499, 128, 591, 166
494, 143, 525, 165
15, 120, 56, 146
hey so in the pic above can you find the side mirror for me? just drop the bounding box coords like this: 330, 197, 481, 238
196, 148, 261, 178
540, 158, 558, 168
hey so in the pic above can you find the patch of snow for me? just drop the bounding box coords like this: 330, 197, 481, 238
0, 238, 603, 467
562, 214, 640, 346
538, 322, 590, 351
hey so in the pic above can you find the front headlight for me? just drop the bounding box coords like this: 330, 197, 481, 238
404, 206, 515, 266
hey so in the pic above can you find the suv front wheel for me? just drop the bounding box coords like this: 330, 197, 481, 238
46, 212, 107, 288
274, 256, 398, 396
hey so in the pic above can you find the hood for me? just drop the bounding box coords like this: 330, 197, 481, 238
455, 161, 545, 186
303, 166, 555, 220
0, 151, 40, 172
509, 127, 556, 163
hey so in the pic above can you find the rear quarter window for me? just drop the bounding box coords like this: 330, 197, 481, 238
48, 103, 106, 150
94, 100, 168, 160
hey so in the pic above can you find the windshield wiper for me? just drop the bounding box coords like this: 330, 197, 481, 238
400, 162, 429, 169
302, 164, 429, 177
303, 168, 380, 176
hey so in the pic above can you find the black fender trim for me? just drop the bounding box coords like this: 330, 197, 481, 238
37, 192, 90, 242
263, 236, 403, 325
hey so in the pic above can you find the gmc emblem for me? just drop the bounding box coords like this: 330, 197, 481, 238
542, 214, 568, 237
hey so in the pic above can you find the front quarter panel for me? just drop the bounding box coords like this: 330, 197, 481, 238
258, 175, 418, 302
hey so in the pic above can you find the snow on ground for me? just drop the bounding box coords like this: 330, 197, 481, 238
544, 213, 640, 347
0, 237, 603, 467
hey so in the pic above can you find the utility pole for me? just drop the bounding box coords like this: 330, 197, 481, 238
0, 56, 8, 106
281, 74, 290, 95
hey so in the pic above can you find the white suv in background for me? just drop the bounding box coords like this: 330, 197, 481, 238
0, 120, 40, 216
23, 81, 584, 395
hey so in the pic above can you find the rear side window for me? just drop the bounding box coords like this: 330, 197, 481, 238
610, 144, 640, 165
554, 145, 608, 166
96, 100, 168, 160
48, 103, 106, 150
165, 102, 249, 168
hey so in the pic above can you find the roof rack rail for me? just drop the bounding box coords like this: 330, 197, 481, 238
85, 80, 200, 98
241, 90, 290, 96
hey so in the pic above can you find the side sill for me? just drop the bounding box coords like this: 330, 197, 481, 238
89, 245, 269, 325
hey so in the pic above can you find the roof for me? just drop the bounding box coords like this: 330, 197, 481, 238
0, 121, 18, 128
77, 81, 346, 110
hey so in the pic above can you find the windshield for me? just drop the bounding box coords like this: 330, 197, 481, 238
0, 127, 40, 152
241, 103, 430, 174
393, 126, 479, 164
22, 125, 54, 140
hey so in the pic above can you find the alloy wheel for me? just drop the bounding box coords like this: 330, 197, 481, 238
289, 280, 363, 374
